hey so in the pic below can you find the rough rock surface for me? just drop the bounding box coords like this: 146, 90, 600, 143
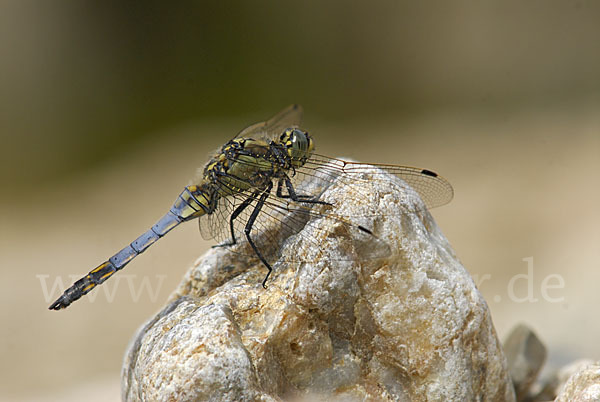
122, 164, 515, 401
554, 361, 600, 402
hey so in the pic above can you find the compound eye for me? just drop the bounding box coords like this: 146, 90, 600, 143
292, 129, 308, 150
290, 131, 297, 144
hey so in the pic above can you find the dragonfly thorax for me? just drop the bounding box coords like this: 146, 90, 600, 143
201, 138, 281, 198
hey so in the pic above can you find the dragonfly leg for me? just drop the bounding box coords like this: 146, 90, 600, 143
213, 189, 261, 248
276, 177, 331, 206
243, 182, 274, 288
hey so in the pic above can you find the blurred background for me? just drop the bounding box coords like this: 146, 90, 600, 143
1, 1, 599, 400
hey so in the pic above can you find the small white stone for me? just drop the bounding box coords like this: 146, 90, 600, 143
555, 361, 600, 402
503, 324, 547, 400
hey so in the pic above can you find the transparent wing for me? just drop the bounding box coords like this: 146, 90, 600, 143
199, 184, 332, 267
233, 104, 303, 141
223, 153, 453, 211
199, 194, 234, 241
196, 151, 453, 267
304, 154, 454, 209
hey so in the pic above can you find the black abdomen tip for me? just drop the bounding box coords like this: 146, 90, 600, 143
49, 297, 68, 310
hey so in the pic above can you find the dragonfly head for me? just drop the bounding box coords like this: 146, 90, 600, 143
280, 128, 314, 168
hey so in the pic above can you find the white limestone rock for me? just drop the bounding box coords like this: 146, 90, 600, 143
534, 359, 599, 401
122, 163, 515, 401
555, 361, 600, 402
122, 298, 274, 401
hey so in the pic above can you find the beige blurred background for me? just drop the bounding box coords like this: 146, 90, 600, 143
1, 1, 599, 400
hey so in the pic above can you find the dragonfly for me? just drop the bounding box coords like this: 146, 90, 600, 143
49, 105, 453, 310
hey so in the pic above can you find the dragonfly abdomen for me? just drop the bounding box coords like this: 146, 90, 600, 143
49, 185, 215, 310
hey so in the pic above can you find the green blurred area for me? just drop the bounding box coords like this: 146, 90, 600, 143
2, 0, 599, 196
